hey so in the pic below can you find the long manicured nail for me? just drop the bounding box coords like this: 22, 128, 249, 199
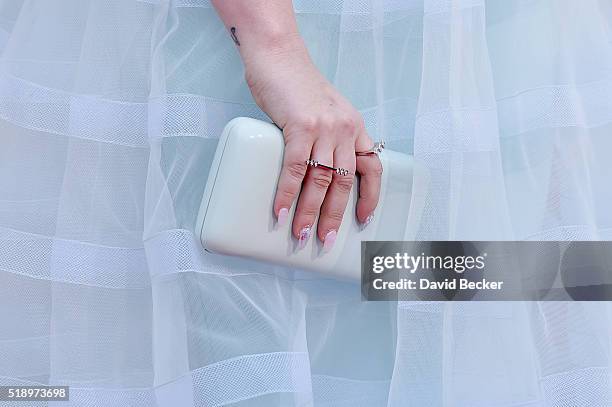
323, 230, 337, 252
363, 213, 374, 227
277, 208, 289, 226
297, 225, 312, 249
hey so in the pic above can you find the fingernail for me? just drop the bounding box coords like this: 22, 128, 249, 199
363, 213, 374, 227
297, 225, 312, 250
277, 208, 289, 226
323, 230, 337, 252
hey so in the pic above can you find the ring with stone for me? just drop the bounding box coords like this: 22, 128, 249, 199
305, 159, 351, 176
356, 140, 385, 156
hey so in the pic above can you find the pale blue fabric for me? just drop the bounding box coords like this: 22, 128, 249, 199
0, 0, 611, 406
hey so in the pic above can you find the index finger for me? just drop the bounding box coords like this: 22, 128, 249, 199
273, 139, 313, 225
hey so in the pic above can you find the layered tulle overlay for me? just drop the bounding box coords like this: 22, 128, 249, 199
1, 0, 612, 405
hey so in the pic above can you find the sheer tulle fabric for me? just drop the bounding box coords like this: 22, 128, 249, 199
0, 0, 611, 405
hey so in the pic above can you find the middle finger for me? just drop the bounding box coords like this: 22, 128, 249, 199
317, 143, 356, 250
292, 139, 334, 249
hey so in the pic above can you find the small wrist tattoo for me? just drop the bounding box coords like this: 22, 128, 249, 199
230, 27, 240, 46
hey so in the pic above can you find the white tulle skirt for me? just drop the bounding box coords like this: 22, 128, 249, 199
1, 0, 611, 405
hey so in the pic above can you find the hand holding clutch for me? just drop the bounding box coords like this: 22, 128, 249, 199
195, 118, 420, 280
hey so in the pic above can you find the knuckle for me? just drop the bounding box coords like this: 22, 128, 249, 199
324, 208, 345, 224
298, 205, 319, 219
294, 115, 319, 134
334, 176, 354, 193
317, 115, 335, 133
311, 171, 333, 189
291, 112, 363, 140
286, 160, 308, 181
335, 115, 357, 135
278, 188, 296, 202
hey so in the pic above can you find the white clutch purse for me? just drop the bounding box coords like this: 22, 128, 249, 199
195, 117, 419, 280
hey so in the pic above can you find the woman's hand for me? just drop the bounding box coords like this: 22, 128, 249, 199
211, 0, 382, 250
243, 38, 382, 250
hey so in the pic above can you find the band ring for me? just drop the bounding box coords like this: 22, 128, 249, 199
356, 140, 385, 156
305, 159, 351, 176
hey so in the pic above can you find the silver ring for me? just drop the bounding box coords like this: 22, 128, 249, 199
356, 140, 385, 156
305, 159, 351, 176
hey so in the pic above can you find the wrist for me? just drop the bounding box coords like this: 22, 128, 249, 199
240, 30, 310, 72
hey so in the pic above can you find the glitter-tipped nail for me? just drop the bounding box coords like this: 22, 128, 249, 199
363, 213, 374, 227
297, 225, 312, 249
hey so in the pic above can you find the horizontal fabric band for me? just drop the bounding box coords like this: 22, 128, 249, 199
145, 228, 213, 280
0, 70, 267, 148
0, 227, 313, 289
137, 0, 423, 14
135, 0, 485, 32
0, 227, 149, 289
147, 93, 268, 143
137, 0, 486, 16
144, 229, 286, 280
0, 70, 414, 147
2, 363, 604, 406
191, 352, 311, 406
0, 70, 148, 147
1, 67, 609, 149
0, 351, 311, 407
497, 79, 612, 137
136, 0, 427, 32
2, 223, 611, 289
415, 79, 612, 153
